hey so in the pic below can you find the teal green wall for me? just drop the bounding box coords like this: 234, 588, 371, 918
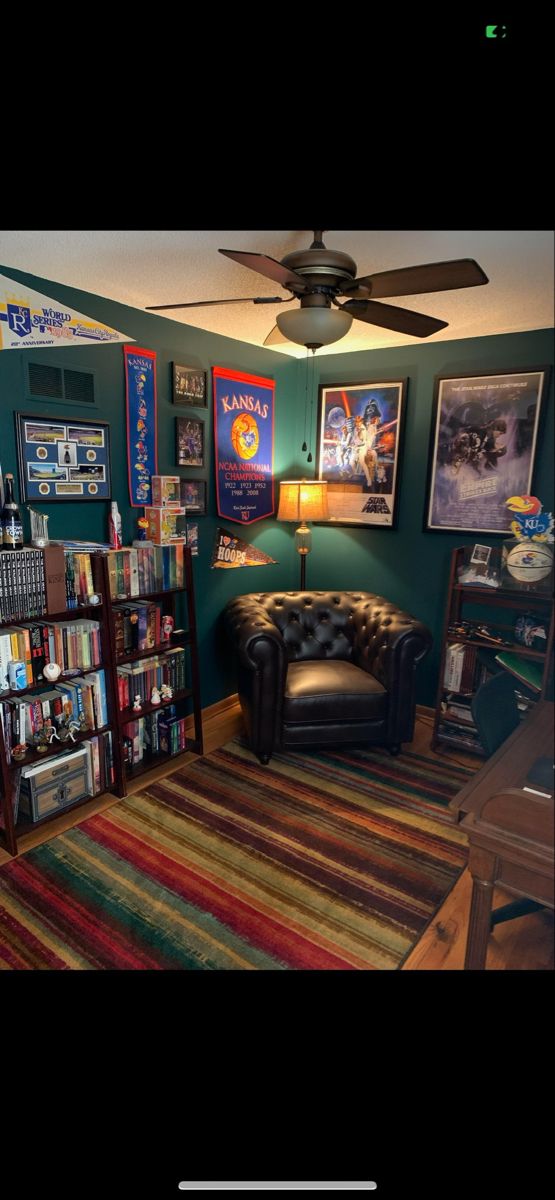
1, 262, 553, 708
291, 329, 554, 705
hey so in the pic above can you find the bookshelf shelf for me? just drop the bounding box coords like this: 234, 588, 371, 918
432, 547, 554, 757
119, 688, 193, 723
0, 545, 203, 856
7, 723, 112, 772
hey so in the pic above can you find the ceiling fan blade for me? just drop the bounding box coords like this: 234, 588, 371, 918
219, 249, 307, 291
342, 258, 489, 300
263, 324, 289, 346
341, 299, 448, 338
146, 295, 286, 311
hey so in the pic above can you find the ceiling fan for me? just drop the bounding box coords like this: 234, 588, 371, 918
146, 231, 489, 349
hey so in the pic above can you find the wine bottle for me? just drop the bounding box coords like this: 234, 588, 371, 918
2, 473, 24, 549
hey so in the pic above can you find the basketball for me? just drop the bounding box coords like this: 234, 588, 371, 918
505, 543, 553, 583
231, 413, 259, 460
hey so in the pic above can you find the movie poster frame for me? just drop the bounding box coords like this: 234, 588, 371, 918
315, 378, 408, 529
423, 366, 550, 535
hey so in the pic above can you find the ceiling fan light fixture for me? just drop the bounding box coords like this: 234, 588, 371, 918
275, 306, 353, 348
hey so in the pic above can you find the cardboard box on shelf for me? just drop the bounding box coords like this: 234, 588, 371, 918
150, 476, 181, 509
145, 507, 187, 546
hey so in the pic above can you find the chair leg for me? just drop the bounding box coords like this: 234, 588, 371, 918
258, 753, 271, 765
490, 898, 544, 930
388, 744, 401, 756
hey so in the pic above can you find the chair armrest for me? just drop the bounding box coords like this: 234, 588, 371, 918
350, 596, 432, 742
224, 596, 288, 757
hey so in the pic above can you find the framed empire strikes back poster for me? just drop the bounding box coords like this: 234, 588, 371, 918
424, 367, 549, 534
316, 380, 407, 527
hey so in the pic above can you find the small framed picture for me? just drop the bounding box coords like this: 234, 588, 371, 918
470, 544, 492, 565
176, 416, 205, 468
172, 363, 207, 407
180, 478, 207, 513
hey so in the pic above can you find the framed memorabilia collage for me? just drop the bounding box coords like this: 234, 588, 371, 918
424, 367, 549, 534
172, 363, 207, 407
316, 380, 407, 528
15, 413, 111, 501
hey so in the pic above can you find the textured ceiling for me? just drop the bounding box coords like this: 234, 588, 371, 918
0, 229, 553, 358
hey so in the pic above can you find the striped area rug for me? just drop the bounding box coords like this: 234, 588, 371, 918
0, 740, 471, 970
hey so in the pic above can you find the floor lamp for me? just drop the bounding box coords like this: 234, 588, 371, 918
277, 479, 329, 589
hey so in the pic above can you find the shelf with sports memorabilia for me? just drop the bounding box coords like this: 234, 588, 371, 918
431, 546, 554, 757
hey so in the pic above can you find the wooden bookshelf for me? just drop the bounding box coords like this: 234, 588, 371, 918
0, 546, 203, 855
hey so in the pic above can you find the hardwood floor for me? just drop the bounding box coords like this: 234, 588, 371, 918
1, 698, 552, 969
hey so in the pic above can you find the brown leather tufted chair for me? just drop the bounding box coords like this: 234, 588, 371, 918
224, 591, 432, 764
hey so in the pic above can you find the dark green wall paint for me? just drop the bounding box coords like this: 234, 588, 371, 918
1, 262, 553, 708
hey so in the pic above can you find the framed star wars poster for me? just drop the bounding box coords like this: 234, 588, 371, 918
424, 367, 549, 534
213, 366, 275, 524
316, 379, 407, 527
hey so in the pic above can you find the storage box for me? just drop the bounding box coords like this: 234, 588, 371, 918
18, 745, 92, 823
145, 507, 187, 545
150, 476, 181, 509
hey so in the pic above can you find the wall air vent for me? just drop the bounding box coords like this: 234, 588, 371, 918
27, 360, 96, 406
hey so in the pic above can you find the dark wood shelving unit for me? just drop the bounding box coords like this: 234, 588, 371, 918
103, 546, 203, 790
432, 546, 554, 757
1, 546, 203, 856
0, 552, 123, 857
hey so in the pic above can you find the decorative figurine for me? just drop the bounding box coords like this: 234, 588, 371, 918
133, 694, 142, 711
67, 717, 85, 742
162, 614, 174, 640
132, 516, 152, 548
34, 719, 60, 752
12, 743, 28, 761
150, 686, 161, 706
87, 593, 101, 606
160, 683, 173, 701
43, 661, 62, 682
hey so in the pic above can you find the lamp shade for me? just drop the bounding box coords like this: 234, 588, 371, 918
276, 306, 353, 348
277, 479, 329, 523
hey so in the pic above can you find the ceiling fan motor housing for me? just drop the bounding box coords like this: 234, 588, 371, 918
280, 248, 357, 292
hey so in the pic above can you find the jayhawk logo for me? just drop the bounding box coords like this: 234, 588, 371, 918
506, 495, 554, 542
231, 413, 259, 460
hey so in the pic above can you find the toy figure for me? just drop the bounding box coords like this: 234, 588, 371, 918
160, 683, 173, 701
137, 516, 149, 541
133, 695, 142, 711
150, 686, 161, 706
162, 615, 174, 640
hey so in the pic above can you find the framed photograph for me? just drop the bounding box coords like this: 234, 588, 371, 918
316, 379, 407, 527
176, 416, 205, 468
180, 478, 207, 514
15, 412, 112, 501
172, 363, 207, 407
424, 367, 550, 534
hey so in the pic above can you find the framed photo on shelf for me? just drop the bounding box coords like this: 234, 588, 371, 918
424, 367, 550, 534
15, 412, 112, 501
316, 379, 407, 527
180, 478, 207, 513
176, 416, 205, 468
172, 363, 207, 407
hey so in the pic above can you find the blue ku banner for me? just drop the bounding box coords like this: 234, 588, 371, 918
124, 345, 158, 506
213, 366, 275, 524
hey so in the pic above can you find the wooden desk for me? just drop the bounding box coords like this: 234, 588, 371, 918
450, 701, 554, 970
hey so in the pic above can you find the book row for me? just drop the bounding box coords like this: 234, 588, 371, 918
0, 619, 102, 691
122, 705, 188, 765
113, 601, 173, 658
116, 649, 186, 709
106, 545, 185, 598
1, 669, 108, 761
0, 548, 47, 623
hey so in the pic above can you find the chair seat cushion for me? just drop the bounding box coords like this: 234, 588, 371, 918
283, 660, 387, 724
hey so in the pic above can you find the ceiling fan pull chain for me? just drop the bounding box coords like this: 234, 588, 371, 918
306, 349, 316, 463
301, 347, 309, 452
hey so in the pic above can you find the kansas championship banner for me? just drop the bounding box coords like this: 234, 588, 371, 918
0, 272, 132, 350
211, 527, 277, 569
213, 366, 275, 524
124, 345, 158, 506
